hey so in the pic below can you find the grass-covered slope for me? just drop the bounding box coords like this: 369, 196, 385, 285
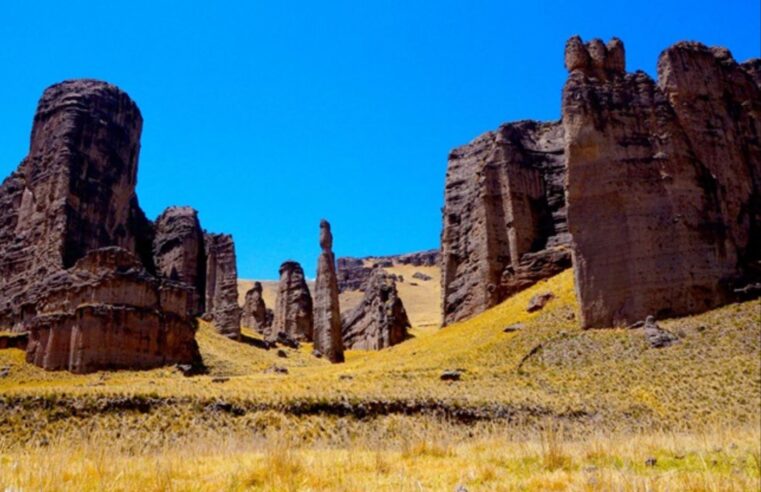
1, 269, 758, 430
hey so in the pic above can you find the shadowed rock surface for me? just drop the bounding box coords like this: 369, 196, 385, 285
563, 37, 761, 327
24, 247, 201, 373
313, 220, 344, 363
342, 269, 410, 350
153, 206, 206, 315
271, 262, 313, 341
241, 281, 270, 334
441, 120, 570, 326
0, 79, 152, 331
203, 233, 241, 339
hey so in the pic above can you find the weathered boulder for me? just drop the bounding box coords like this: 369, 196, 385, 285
313, 220, 344, 363
0, 79, 153, 330
441, 120, 570, 326
342, 269, 410, 350
241, 281, 270, 334
563, 37, 761, 327
153, 206, 206, 315
203, 233, 241, 339
24, 247, 200, 373
271, 261, 313, 341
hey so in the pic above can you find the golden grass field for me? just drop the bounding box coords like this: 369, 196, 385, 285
1, 269, 759, 490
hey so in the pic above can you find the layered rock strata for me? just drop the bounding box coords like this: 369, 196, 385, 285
441, 120, 570, 326
271, 262, 313, 340
313, 220, 344, 362
24, 247, 200, 373
203, 233, 241, 339
337, 250, 440, 292
342, 269, 410, 350
153, 206, 206, 315
563, 37, 761, 327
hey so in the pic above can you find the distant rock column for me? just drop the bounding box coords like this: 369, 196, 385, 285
153, 206, 206, 315
241, 281, 270, 334
313, 220, 344, 363
271, 262, 313, 340
203, 233, 241, 339
342, 269, 410, 350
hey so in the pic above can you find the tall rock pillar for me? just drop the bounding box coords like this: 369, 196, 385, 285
313, 220, 344, 363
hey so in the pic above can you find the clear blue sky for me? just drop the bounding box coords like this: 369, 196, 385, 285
1, 1, 758, 279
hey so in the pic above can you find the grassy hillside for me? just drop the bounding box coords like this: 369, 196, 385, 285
1, 269, 759, 490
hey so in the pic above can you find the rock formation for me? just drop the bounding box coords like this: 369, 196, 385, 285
203, 233, 241, 339
563, 37, 761, 327
441, 120, 571, 326
153, 206, 206, 315
342, 269, 410, 350
313, 220, 344, 362
0, 79, 152, 331
337, 249, 440, 292
24, 247, 200, 373
241, 281, 270, 334
271, 262, 313, 340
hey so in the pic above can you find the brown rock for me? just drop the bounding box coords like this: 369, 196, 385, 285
563, 38, 761, 327
0, 79, 152, 330
271, 261, 313, 341
203, 233, 241, 338
342, 269, 410, 350
241, 281, 270, 334
153, 206, 206, 315
24, 247, 200, 373
313, 220, 344, 363
526, 291, 555, 313
441, 120, 570, 326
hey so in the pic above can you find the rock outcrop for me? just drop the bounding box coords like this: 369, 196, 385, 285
153, 206, 206, 315
241, 281, 270, 334
337, 249, 440, 292
0, 79, 152, 330
563, 37, 761, 327
24, 247, 200, 373
313, 220, 344, 362
342, 269, 410, 350
441, 120, 571, 326
203, 233, 241, 339
271, 262, 313, 341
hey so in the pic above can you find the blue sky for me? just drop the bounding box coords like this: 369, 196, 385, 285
1, 1, 758, 279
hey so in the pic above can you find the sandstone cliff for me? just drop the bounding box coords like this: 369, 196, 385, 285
241, 281, 270, 334
441, 121, 571, 326
563, 37, 761, 327
24, 248, 200, 373
0, 80, 151, 330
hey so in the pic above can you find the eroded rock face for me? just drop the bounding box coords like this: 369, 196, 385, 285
24, 247, 200, 373
153, 206, 206, 315
203, 233, 241, 339
441, 120, 570, 326
271, 261, 314, 341
563, 37, 761, 327
241, 281, 269, 334
0, 79, 151, 330
313, 220, 344, 362
342, 269, 410, 350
